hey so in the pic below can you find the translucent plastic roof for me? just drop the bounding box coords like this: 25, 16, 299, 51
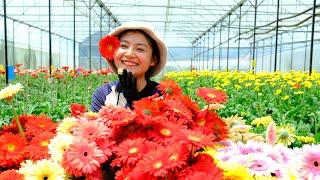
1, 0, 318, 47
103, 0, 240, 46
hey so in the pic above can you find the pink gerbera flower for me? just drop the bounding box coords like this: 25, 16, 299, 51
62, 139, 106, 177
266, 122, 277, 145
299, 144, 320, 179
72, 120, 111, 141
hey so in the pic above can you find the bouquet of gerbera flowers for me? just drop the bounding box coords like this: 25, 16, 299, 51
57, 80, 229, 179
0, 80, 230, 179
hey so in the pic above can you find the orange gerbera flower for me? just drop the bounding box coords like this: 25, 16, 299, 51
157, 80, 182, 97
70, 103, 87, 117
25, 115, 56, 137
99, 35, 120, 61
0, 133, 27, 168
0, 169, 24, 180
26, 132, 55, 160
196, 87, 228, 104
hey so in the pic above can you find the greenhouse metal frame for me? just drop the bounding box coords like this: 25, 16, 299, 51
1, 0, 319, 84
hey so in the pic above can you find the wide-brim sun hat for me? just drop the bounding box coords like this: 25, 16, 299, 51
107, 21, 167, 77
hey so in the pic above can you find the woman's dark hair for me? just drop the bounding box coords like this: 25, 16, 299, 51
118, 30, 160, 78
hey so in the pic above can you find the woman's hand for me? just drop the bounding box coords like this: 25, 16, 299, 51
116, 69, 140, 105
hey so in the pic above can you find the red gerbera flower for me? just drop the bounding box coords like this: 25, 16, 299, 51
99, 105, 136, 127
149, 121, 184, 144
157, 80, 183, 97
99, 35, 120, 61
179, 129, 215, 149
196, 87, 228, 104
134, 147, 172, 177
178, 153, 223, 179
26, 132, 55, 160
25, 115, 56, 138
0, 133, 27, 168
112, 138, 149, 167
162, 99, 193, 126
70, 103, 87, 117
194, 109, 228, 139
0, 169, 24, 180
133, 96, 162, 117
172, 94, 200, 115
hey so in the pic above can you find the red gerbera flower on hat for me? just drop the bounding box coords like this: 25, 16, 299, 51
196, 87, 228, 104
0, 133, 27, 168
0, 169, 24, 180
99, 35, 120, 61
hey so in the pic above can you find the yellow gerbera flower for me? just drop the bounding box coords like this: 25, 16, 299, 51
19, 159, 65, 180
251, 116, 274, 127
219, 161, 254, 180
48, 134, 74, 163
296, 135, 315, 144
276, 124, 296, 146
56, 117, 79, 135
0, 83, 23, 101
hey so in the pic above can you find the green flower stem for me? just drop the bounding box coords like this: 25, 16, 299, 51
10, 100, 25, 138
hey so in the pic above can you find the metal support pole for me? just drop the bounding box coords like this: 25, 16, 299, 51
227, 14, 231, 71
212, 27, 215, 70
270, 36, 273, 72
73, 0, 76, 70
290, 32, 294, 69
191, 44, 193, 70
309, 0, 317, 75
274, 0, 280, 72
207, 32, 210, 70
262, 39, 265, 70
4, 0, 9, 84
59, 37, 61, 68
219, 23, 222, 70
89, 0, 92, 71
237, 5, 242, 71
201, 36, 205, 70
99, 5, 103, 69
12, 21, 15, 65
304, 26, 308, 71
40, 30, 43, 67
28, 26, 31, 69
49, 0, 52, 75
279, 33, 282, 71
252, 0, 257, 73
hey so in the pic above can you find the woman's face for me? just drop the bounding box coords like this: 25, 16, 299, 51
114, 31, 156, 79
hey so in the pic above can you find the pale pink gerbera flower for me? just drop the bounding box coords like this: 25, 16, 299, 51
247, 153, 279, 177
62, 139, 106, 177
298, 144, 320, 179
73, 120, 111, 141
266, 122, 277, 145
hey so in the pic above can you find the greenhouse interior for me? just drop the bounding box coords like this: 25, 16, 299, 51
0, 0, 320, 179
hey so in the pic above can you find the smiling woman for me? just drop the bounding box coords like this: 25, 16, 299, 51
91, 21, 168, 112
